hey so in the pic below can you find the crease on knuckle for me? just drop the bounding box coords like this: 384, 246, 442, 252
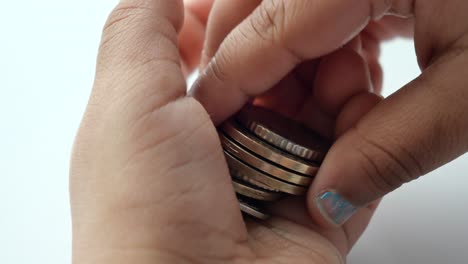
249, 0, 303, 62
249, 0, 286, 45
104, 4, 152, 31
388, 0, 415, 16
101, 4, 150, 46
207, 54, 229, 84
352, 127, 423, 194
99, 4, 179, 66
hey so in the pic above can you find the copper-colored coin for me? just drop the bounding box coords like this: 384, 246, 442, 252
220, 120, 319, 176
232, 177, 283, 201
238, 197, 270, 220
224, 150, 307, 195
237, 105, 330, 162
220, 133, 313, 186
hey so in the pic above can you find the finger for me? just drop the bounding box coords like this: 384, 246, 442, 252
334, 92, 383, 138
252, 72, 309, 118
292, 44, 372, 138
191, 0, 397, 124
179, 8, 205, 74
251, 59, 337, 138
308, 49, 468, 227
365, 16, 414, 41
179, 0, 215, 74
200, 0, 260, 67
95, 0, 186, 120
184, 0, 214, 24
313, 48, 373, 117
366, 55, 383, 94
360, 31, 383, 93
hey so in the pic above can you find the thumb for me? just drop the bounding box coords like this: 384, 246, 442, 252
308, 49, 468, 227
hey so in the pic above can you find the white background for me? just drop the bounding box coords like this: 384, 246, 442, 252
1, 1, 467, 263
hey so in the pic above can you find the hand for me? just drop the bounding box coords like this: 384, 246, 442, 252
70, 0, 378, 263
191, 0, 468, 227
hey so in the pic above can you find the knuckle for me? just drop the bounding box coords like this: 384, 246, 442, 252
351, 127, 424, 194
98, 3, 179, 68
102, 4, 148, 42
369, 0, 415, 18
98, 5, 149, 65
244, 0, 303, 61
204, 48, 231, 84
248, 0, 287, 43
388, 0, 416, 16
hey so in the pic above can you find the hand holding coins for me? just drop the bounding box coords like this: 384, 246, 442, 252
72, 0, 468, 262
219, 105, 330, 219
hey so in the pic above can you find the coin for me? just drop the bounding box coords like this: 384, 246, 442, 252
237, 105, 330, 162
220, 132, 313, 186
220, 120, 319, 176
232, 177, 283, 201
238, 196, 270, 220
224, 150, 307, 195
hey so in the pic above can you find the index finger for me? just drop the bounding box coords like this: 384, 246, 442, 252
190, 0, 397, 124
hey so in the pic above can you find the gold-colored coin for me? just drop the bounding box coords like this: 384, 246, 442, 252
220, 132, 313, 186
224, 150, 307, 195
220, 120, 319, 176
238, 197, 270, 220
232, 177, 283, 201
237, 105, 330, 162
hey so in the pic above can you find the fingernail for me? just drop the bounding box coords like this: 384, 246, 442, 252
316, 191, 357, 226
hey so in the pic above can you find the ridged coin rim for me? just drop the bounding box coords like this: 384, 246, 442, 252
220, 132, 313, 186
220, 120, 319, 176
237, 105, 329, 162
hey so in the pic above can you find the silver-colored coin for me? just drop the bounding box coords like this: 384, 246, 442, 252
220, 120, 319, 176
220, 132, 313, 186
238, 199, 270, 220
237, 105, 330, 162
224, 150, 308, 195
232, 177, 283, 201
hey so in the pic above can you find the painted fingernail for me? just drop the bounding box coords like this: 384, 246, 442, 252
316, 191, 357, 226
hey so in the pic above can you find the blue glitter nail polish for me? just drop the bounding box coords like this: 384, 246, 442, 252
317, 191, 357, 226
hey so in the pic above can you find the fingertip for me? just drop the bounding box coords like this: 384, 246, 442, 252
189, 63, 250, 124
307, 188, 358, 228
183, 0, 214, 24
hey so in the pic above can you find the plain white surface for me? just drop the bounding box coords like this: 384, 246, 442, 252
1, 1, 467, 263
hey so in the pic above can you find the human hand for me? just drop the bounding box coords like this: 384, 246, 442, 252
70, 0, 379, 263
191, 0, 468, 227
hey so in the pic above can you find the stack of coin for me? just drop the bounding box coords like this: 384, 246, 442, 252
218, 104, 330, 219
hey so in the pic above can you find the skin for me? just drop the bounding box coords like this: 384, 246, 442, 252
190, 0, 468, 227
71, 0, 468, 263
71, 0, 379, 263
